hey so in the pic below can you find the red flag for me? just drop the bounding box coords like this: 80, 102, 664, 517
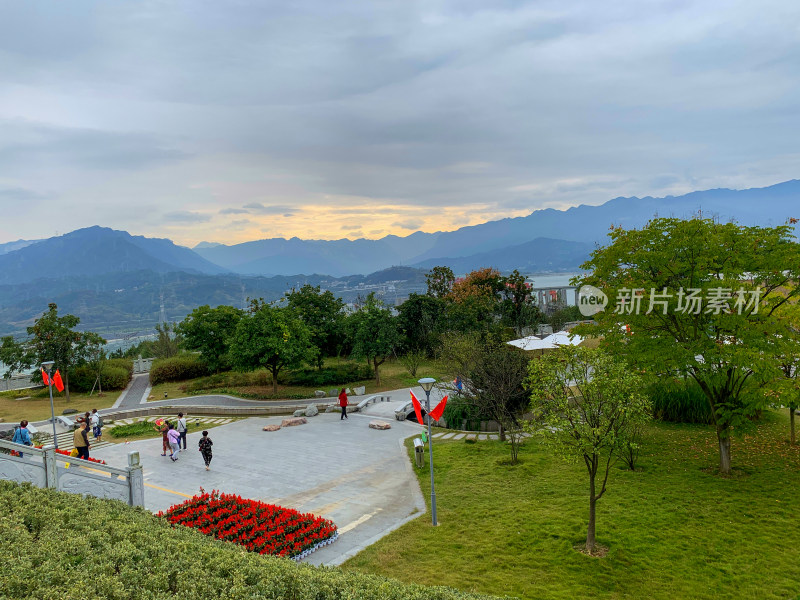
410, 391, 424, 424
429, 395, 449, 422
53, 369, 65, 392
41, 368, 50, 386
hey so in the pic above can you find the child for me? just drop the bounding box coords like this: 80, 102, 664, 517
198, 430, 213, 471
167, 424, 181, 461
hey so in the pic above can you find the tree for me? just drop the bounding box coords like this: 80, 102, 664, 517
229, 305, 315, 393
347, 293, 399, 385
425, 266, 455, 299
526, 347, 650, 554
152, 322, 182, 359
767, 298, 800, 445
177, 305, 244, 372
499, 270, 542, 336
27, 303, 105, 402
396, 293, 446, 355
578, 217, 800, 474
0, 336, 31, 382
285, 285, 345, 368
442, 336, 531, 464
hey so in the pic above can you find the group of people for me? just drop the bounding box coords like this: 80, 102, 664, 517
155, 412, 214, 470
10, 408, 103, 460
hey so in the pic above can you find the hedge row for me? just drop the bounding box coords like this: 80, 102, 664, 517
150, 354, 210, 385
285, 363, 373, 386
0, 481, 499, 600
69, 358, 134, 392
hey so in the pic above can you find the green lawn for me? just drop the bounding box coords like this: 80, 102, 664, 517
0, 387, 121, 423
343, 409, 800, 600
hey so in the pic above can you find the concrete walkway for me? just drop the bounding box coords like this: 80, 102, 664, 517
90, 411, 427, 566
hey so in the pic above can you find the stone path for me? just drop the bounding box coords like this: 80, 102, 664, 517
113, 373, 151, 409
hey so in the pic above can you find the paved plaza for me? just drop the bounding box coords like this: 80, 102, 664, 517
91, 407, 427, 566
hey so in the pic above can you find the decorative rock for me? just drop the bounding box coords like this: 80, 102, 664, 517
305, 404, 319, 417
63, 408, 78, 415
369, 420, 392, 430
345, 388, 352, 395
354, 386, 366, 395
293, 409, 305, 417
281, 417, 307, 427
262, 425, 281, 432
325, 404, 338, 413
328, 388, 338, 397
314, 390, 326, 398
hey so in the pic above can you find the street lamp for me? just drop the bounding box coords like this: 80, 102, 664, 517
41, 360, 58, 449
418, 377, 438, 526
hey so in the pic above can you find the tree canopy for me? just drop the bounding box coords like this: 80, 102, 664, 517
177, 304, 244, 372
347, 293, 399, 385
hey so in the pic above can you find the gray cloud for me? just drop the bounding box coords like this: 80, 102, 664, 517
164, 211, 211, 223
0, 0, 799, 243
391, 220, 424, 230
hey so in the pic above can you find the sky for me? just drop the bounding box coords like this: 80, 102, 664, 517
1, 0, 799, 247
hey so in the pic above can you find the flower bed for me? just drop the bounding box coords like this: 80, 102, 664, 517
32, 445, 107, 465
158, 489, 338, 560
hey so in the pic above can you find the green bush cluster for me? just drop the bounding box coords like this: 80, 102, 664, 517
284, 363, 373, 386
150, 354, 210, 385
648, 379, 714, 424
69, 358, 134, 392
0, 481, 496, 600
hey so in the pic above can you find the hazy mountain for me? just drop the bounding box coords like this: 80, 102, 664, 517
0, 238, 40, 255
195, 180, 800, 275
411, 238, 594, 274
0, 226, 226, 285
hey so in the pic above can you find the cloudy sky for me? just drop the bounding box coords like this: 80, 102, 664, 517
1, 0, 798, 246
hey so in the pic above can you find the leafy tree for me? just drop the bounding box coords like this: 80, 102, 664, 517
578, 217, 800, 474
27, 303, 106, 402
285, 285, 345, 368
152, 322, 182, 359
177, 305, 244, 372
527, 347, 650, 554
0, 336, 31, 381
399, 349, 425, 378
441, 334, 531, 463
229, 305, 315, 393
347, 293, 399, 385
425, 265, 455, 298
499, 269, 542, 336
547, 305, 583, 332
396, 293, 446, 355
767, 298, 800, 445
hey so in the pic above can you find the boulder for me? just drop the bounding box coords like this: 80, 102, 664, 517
281, 417, 307, 427
345, 388, 352, 395
325, 405, 339, 413
262, 425, 281, 432
328, 388, 338, 397
315, 390, 326, 398
354, 386, 366, 395
369, 420, 392, 430
63, 408, 78, 415
305, 404, 319, 417
293, 409, 305, 417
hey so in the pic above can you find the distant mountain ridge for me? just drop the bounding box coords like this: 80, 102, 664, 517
0, 226, 226, 285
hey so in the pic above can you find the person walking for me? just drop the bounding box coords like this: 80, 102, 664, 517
338, 388, 349, 420
155, 420, 170, 456
167, 424, 181, 461
90, 409, 103, 442
198, 430, 213, 470
73, 422, 90, 460
176, 412, 188, 450
11, 420, 32, 457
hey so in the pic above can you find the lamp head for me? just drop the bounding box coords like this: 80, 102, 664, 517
41, 360, 55, 372
418, 377, 436, 392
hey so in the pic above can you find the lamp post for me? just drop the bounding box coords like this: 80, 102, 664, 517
41, 360, 58, 449
418, 377, 438, 526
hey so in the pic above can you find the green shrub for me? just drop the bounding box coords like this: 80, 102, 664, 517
150, 354, 210, 385
648, 379, 714, 424
284, 363, 373, 386
68, 365, 132, 392
0, 481, 495, 600
106, 357, 134, 377
442, 395, 483, 431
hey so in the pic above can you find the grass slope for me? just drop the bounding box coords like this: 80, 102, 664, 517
344, 410, 800, 599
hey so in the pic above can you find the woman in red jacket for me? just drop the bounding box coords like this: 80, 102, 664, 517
338, 388, 349, 420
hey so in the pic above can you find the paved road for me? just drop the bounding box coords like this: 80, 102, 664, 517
113, 373, 151, 409
92, 410, 426, 566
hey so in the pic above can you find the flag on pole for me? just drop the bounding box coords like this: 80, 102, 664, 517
53, 369, 65, 392
410, 390, 424, 424
41, 368, 50, 386
429, 395, 449, 422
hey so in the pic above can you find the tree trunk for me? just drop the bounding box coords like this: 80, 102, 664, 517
271, 367, 278, 394
717, 429, 731, 475
586, 472, 597, 553
790, 406, 796, 446
373, 358, 381, 385
64, 370, 71, 403
498, 423, 506, 442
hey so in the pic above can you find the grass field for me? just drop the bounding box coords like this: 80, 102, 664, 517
148, 357, 450, 402
0, 387, 122, 423
106, 417, 234, 442
343, 409, 800, 600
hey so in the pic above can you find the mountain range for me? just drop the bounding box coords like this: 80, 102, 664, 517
0, 180, 798, 335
